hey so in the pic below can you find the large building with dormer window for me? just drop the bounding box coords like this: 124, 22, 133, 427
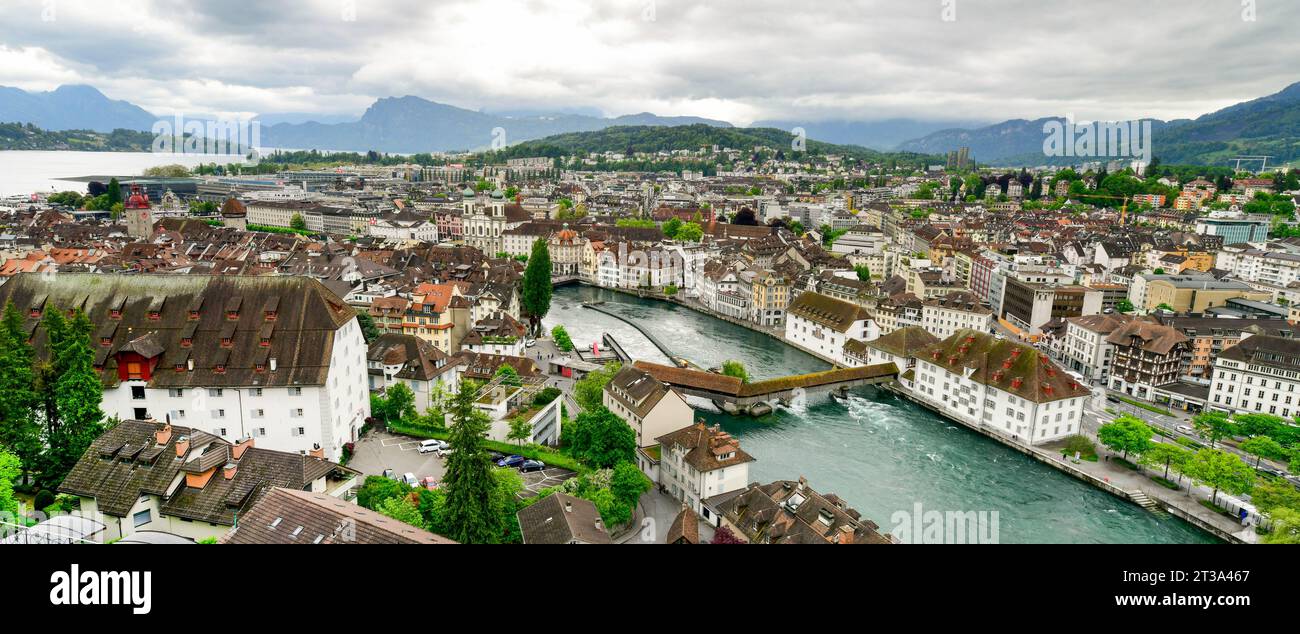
911, 330, 1090, 445
0, 273, 369, 461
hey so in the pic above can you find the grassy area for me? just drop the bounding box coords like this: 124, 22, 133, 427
1115, 396, 1175, 417
387, 422, 588, 473
1199, 499, 1234, 517
1112, 457, 1141, 471
1152, 476, 1181, 490
1061, 435, 1099, 462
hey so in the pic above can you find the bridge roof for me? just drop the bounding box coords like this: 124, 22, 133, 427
632, 361, 899, 398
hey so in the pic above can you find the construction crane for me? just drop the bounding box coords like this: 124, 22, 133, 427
1078, 193, 1133, 225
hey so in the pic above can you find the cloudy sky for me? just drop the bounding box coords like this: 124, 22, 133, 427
0, 0, 1296, 125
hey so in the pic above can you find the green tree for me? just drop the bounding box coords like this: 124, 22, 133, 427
490, 467, 526, 543
1097, 416, 1153, 461
1115, 299, 1135, 313
565, 407, 636, 469
41, 309, 104, 488
611, 461, 651, 509
0, 450, 20, 517
520, 239, 553, 336
1186, 448, 1255, 507
550, 325, 574, 351
663, 217, 684, 239
290, 213, 307, 231
384, 383, 418, 424
676, 221, 704, 242
1139, 443, 1192, 483
377, 494, 427, 529
106, 177, 122, 208
1192, 411, 1236, 448
1251, 479, 1300, 517
0, 302, 41, 479
1262, 508, 1300, 544
854, 265, 871, 282
494, 364, 521, 387
573, 361, 621, 411
356, 475, 409, 510
442, 380, 503, 543
507, 416, 531, 448
721, 360, 750, 384
1240, 436, 1287, 470
355, 310, 380, 343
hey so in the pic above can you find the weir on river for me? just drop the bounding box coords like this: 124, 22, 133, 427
544, 284, 1219, 544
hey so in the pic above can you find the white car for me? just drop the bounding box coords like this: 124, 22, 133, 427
417, 439, 445, 454
1176, 425, 1195, 435
402, 472, 419, 487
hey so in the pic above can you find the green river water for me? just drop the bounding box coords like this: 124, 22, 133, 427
544, 285, 1218, 543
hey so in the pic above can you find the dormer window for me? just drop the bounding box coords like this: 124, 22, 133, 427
181, 337, 192, 348
100, 336, 112, 347
221, 336, 233, 349
148, 310, 161, 321
254, 362, 266, 373
189, 310, 200, 321
214, 363, 226, 374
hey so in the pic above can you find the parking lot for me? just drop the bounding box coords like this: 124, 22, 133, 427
350, 431, 577, 497
349, 431, 447, 485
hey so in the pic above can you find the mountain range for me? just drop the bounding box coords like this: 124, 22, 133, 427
752, 118, 989, 151
1, 82, 1298, 164
0, 84, 157, 133
898, 81, 1300, 166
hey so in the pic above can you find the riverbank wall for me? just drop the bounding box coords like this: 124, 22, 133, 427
887, 386, 1246, 544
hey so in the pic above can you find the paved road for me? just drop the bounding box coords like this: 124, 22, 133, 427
1089, 395, 1293, 477
616, 489, 715, 544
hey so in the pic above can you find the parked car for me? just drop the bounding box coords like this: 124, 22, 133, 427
496, 454, 525, 468
402, 472, 419, 487
419, 476, 439, 490
519, 460, 545, 473
487, 450, 507, 462
418, 439, 442, 454
383, 468, 396, 480
1176, 425, 1195, 435
437, 447, 455, 458
525, 338, 537, 348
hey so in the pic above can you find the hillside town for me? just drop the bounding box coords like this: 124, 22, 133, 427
0, 140, 1299, 547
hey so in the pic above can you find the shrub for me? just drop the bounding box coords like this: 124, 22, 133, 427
33, 489, 55, 511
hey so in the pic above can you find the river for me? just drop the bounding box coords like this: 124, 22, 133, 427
545, 285, 1219, 543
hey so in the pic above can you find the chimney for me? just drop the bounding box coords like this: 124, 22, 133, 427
269, 357, 277, 372
186, 358, 194, 372
155, 422, 173, 446
837, 525, 854, 545
565, 500, 573, 513
223, 463, 238, 480
174, 435, 189, 458
309, 443, 325, 459
231, 436, 254, 460
595, 517, 604, 532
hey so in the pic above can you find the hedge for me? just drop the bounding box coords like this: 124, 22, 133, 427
387, 423, 588, 473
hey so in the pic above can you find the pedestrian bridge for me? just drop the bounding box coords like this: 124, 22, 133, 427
631, 360, 900, 407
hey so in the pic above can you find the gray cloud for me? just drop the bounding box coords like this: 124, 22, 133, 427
0, 0, 1295, 124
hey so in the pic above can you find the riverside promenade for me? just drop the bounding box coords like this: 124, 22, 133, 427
892, 388, 1253, 543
